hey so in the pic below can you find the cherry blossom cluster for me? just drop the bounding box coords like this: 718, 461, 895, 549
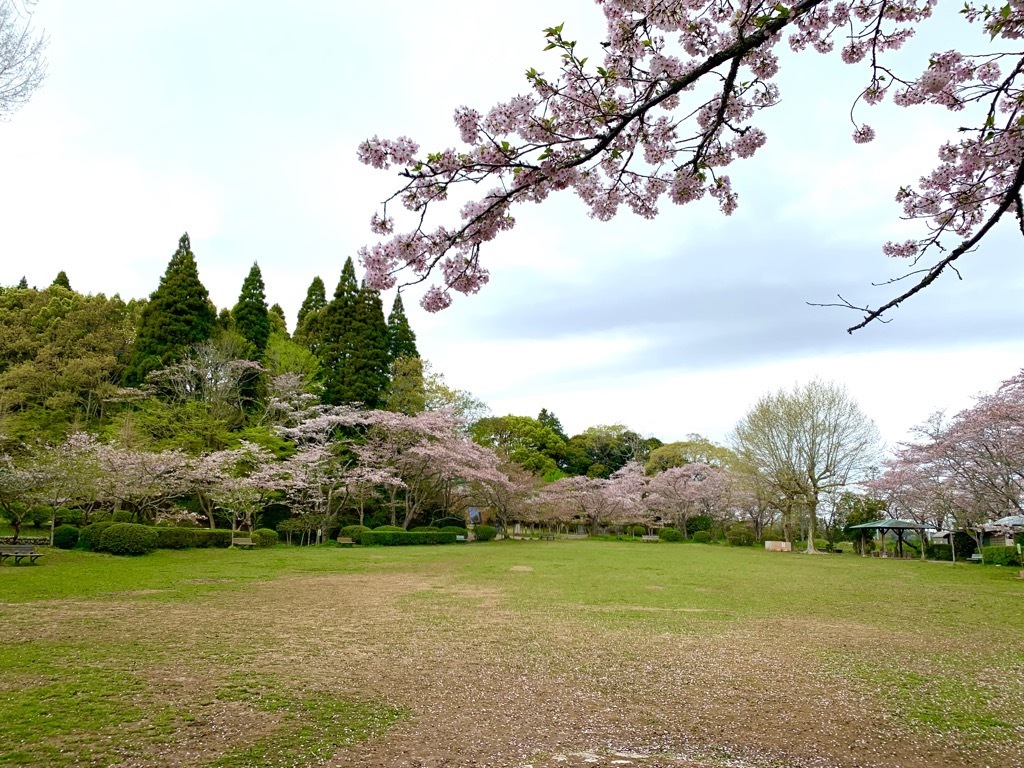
358, 0, 1023, 327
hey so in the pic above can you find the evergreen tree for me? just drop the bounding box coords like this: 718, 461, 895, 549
51, 271, 71, 290
319, 259, 390, 407
16, 276, 27, 289
232, 262, 271, 357
386, 293, 418, 363
293, 276, 326, 353
538, 408, 568, 441
126, 233, 216, 385
269, 303, 288, 337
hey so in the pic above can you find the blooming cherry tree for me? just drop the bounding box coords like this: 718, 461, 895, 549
361, 0, 1024, 329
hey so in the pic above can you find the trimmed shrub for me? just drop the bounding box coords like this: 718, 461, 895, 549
111, 510, 135, 523
193, 529, 233, 548
440, 525, 468, 537
686, 515, 713, 536
361, 530, 457, 546
473, 525, 497, 542
981, 546, 1021, 566
410, 526, 440, 532
98, 523, 158, 556
54, 507, 83, 526
339, 525, 370, 544
253, 528, 279, 547
78, 521, 116, 551
53, 524, 80, 550
657, 527, 683, 542
926, 543, 953, 561
692, 530, 713, 543
726, 523, 755, 547
374, 525, 405, 532
152, 527, 199, 550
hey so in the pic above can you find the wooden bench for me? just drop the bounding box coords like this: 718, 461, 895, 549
0, 545, 44, 565
336, 537, 354, 547
540, 533, 555, 541
641, 535, 660, 542
231, 538, 256, 549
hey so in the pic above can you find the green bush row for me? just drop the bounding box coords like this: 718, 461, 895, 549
473, 525, 497, 542
926, 543, 953, 561
658, 527, 683, 542
361, 530, 458, 546
981, 545, 1021, 566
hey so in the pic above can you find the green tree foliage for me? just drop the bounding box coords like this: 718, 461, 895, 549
263, 332, 321, 392
562, 424, 644, 478
126, 233, 216, 384
386, 293, 418, 362
645, 435, 737, 474
470, 415, 567, 476
320, 260, 390, 408
384, 355, 426, 415
537, 408, 568, 441
232, 263, 271, 357
0, 286, 136, 445
51, 271, 71, 290
16, 276, 27, 289
268, 303, 288, 337
423, 364, 490, 427
293, 276, 327, 353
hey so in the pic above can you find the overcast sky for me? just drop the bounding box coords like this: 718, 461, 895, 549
3, 1, 1023, 449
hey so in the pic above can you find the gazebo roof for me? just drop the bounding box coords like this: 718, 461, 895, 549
847, 518, 927, 530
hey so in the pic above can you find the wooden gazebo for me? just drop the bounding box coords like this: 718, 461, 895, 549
847, 518, 928, 558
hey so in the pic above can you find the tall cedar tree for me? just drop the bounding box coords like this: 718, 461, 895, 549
386, 293, 419, 363
232, 263, 271, 357
51, 271, 71, 290
269, 303, 288, 337
320, 259, 389, 407
126, 233, 216, 384
293, 276, 326, 354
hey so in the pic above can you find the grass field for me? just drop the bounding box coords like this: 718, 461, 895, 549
1, 541, 1022, 768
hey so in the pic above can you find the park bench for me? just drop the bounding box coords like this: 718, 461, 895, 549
0, 545, 44, 565
336, 537, 354, 547
540, 533, 555, 540
231, 538, 256, 549
641, 535, 660, 542
969, 553, 983, 562
455, 535, 467, 542
563, 533, 588, 540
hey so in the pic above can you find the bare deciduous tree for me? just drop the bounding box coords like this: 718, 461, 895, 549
732, 380, 880, 553
0, 1, 46, 119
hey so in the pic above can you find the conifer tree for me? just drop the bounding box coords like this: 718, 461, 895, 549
293, 276, 326, 353
232, 262, 271, 357
319, 259, 360, 405
386, 293, 419, 363
269, 303, 288, 337
318, 259, 390, 407
349, 281, 390, 407
51, 271, 71, 290
16, 276, 27, 289
126, 233, 216, 385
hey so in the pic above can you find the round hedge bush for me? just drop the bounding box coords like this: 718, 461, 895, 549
111, 509, 135, 523
374, 525, 405, 532
441, 525, 468, 536
657, 527, 683, 542
339, 524, 370, 544
78, 521, 116, 551
726, 523, 755, 547
53, 524, 80, 550
691, 530, 713, 543
153, 527, 199, 549
473, 524, 497, 542
253, 528, 279, 547
98, 523, 158, 556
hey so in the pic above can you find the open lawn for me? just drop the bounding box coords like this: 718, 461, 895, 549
1, 541, 1022, 768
